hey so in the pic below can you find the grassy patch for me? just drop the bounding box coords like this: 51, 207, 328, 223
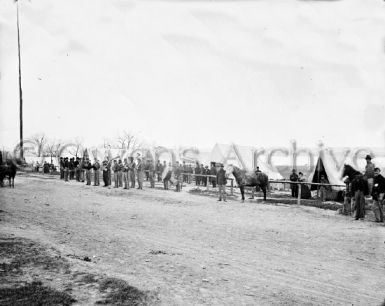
0, 281, 76, 306
97, 277, 159, 305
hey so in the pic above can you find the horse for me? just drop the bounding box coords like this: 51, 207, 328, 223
226, 165, 269, 202
0, 161, 17, 188
341, 164, 368, 220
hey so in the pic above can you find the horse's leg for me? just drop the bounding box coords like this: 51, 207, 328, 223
262, 187, 266, 201
240, 185, 245, 202
12, 177, 15, 188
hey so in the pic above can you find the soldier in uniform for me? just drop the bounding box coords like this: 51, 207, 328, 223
365, 155, 375, 196
117, 159, 123, 187
148, 159, 155, 188
84, 158, 92, 185
210, 162, 217, 188
137, 158, 144, 189
156, 160, 163, 182
102, 158, 110, 187
64, 157, 69, 182
182, 161, 188, 183
69, 158, 75, 180
74, 157, 80, 181
129, 157, 136, 188
202, 164, 208, 187
195, 162, 201, 186
59, 157, 64, 179
93, 159, 100, 186
187, 164, 193, 184
289, 169, 299, 198
216, 163, 227, 202
79, 158, 85, 182
144, 159, 150, 181
122, 158, 129, 189
113, 160, 119, 188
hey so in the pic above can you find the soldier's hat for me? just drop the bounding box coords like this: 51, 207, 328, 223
365, 155, 372, 160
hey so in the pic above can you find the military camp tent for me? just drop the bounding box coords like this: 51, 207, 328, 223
308, 151, 345, 191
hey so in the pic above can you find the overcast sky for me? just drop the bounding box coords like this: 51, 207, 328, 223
1, 0, 385, 151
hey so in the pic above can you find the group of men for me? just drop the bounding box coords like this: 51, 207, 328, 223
59, 157, 229, 200
288, 155, 385, 223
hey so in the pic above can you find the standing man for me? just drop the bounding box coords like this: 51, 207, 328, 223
137, 158, 144, 190
93, 159, 100, 186
113, 160, 119, 188
117, 159, 123, 187
69, 158, 75, 180
156, 160, 163, 182
372, 167, 385, 222
289, 169, 299, 198
148, 159, 155, 188
84, 158, 92, 185
59, 157, 64, 179
210, 162, 217, 188
195, 162, 201, 186
74, 157, 80, 181
122, 158, 129, 189
216, 163, 227, 202
202, 164, 208, 187
64, 157, 69, 182
129, 157, 136, 188
364, 155, 375, 196
102, 158, 110, 187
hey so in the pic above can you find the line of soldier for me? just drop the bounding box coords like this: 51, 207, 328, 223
59, 157, 220, 191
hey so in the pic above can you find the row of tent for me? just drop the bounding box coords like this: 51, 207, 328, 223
209, 143, 346, 190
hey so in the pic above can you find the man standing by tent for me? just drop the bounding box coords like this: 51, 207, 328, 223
364, 155, 375, 196
289, 169, 299, 197
216, 163, 227, 202
372, 167, 385, 222
93, 159, 100, 186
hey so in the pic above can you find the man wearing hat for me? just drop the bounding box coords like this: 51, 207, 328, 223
93, 159, 100, 186
216, 163, 227, 202
112, 160, 119, 188
372, 167, 385, 222
63, 157, 69, 182
364, 155, 375, 196
136, 158, 144, 189
59, 157, 64, 179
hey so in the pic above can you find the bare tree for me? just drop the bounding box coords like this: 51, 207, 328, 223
114, 130, 141, 156
30, 133, 46, 157
68, 137, 84, 158
45, 139, 64, 164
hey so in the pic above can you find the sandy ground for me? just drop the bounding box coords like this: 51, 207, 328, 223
1, 174, 385, 305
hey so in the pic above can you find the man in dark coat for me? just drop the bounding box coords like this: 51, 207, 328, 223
289, 169, 299, 198
74, 157, 80, 181
93, 159, 100, 186
63, 157, 69, 182
216, 163, 227, 202
59, 157, 64, 179
210, 162, 217, 188
372, 167, 385, 222
156, 160, 163, 182
69, 158, 75, 180
102, 158, 110, 187
195, 162, 201, 186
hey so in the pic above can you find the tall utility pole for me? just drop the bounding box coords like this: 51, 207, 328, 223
16, 0, 23, 160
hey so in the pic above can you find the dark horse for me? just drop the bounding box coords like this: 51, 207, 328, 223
0, 160, 17, 188
226, 165, 269, 202
341, 164, 368, 220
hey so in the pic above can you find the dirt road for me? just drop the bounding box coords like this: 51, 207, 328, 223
1, 174, 385, 305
